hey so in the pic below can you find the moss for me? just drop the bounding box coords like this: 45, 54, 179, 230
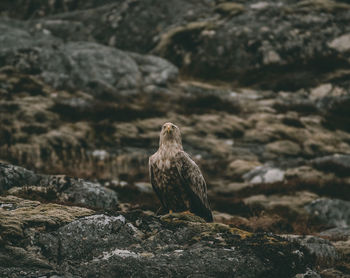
154, 21, 216, 56
8, 185, 58, 202
214, 2, 245, 16
160, 212, 206, 223
293, 0, 350, 13
0, 195, 94, 242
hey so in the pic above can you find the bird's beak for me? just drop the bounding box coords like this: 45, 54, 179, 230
166, 125, 171, 133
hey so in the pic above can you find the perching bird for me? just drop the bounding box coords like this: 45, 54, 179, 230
149, 122, 213, 222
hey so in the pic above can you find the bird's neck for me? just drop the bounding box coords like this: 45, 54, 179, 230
158, 141, 183, 158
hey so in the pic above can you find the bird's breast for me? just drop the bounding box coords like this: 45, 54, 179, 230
154, 163, 181, 186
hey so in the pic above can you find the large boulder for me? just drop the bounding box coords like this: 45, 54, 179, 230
0, 200, 316, 277
0, 20, 178, 97
0, 163, 118, 209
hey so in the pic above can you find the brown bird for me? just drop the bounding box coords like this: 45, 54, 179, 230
149, 122, 213, 222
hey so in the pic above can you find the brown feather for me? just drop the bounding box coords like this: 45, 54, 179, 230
149, 122, 213, 222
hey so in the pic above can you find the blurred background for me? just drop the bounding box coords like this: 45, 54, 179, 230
0, 0, 350, 272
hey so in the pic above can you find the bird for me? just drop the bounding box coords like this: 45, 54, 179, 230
149, 122, 213, 222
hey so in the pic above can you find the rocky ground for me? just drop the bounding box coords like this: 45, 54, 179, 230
1, 0, 350, 277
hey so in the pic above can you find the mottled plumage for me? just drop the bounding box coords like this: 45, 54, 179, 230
149, 122, 213, 222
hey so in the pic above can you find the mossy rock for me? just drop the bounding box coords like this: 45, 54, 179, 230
294, 0, 350, 13
215, 2, 245, 16
0, 195, 94, 242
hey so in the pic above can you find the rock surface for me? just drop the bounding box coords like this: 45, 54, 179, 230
0, 163, 118, 209
1, 0, 350, 277
1, 192, 314, 278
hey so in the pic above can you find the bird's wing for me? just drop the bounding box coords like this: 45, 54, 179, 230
175, 151, 213, 221
149, 157, 166, 208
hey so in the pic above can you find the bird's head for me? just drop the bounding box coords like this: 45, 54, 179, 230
159, 122, 182, 147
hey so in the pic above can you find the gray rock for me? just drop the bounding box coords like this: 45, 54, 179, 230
320, 227, 350, 241
305, 198, 350, 228
294, 268, 321, 278
328, 33, 350, 53
0, 20, 178, 97
0, 163, 41, 192
243, 165, 285, 184
282, 235, 339, 266
0, 163, 118, 209
32, 212, 314, 278
44, 177, 119, 210
2, 1, 350, 91
311, 154, 350, 177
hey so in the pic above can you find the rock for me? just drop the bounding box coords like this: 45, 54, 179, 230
265, 140, 302, 157
150, 0, 350, 90
3, 0, 349, 90
294, 268, 321, 278
0, 195, 93, 241
133, 182, 153, 194
282, 235, 339, 266
226, 159, 262, 180
0, 163, 118, 209
211, 181, 252, 196
243, 165, 285, 184
320, 268, 350, 278
33, 0, 214, 54
0, 28, 178, 96
332, 238, 350, 258
214, 2, 245, 16
0, 163, 41, 192
32, 212, 313, 277
320, 227, 350, 241
309, 84, 332, 100
243, 191, 319, 215
322, 94, 350, 132
305, 198, 350, 228
311, 154, 350, 177
328, 33, 350, 53
285, 166, 335, 185
0, 192, 318, 278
